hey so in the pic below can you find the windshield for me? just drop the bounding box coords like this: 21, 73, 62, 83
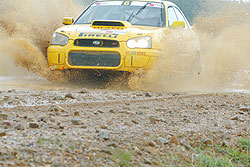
75, 1, 165, 27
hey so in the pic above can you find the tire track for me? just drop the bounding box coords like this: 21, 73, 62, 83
1, 92, 214, 110
65, 92, 214, 108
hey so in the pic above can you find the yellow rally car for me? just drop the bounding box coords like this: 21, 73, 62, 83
47, 0, 200, 77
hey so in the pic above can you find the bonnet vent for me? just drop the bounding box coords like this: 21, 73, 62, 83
91, 21, 125, 27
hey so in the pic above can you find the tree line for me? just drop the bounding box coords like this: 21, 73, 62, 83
171, 0, 250, 23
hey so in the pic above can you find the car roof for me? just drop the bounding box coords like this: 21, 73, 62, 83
96, 0, 178, 7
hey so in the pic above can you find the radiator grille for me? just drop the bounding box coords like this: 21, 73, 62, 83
74, 39, 119, 48
68, 51, 121, 67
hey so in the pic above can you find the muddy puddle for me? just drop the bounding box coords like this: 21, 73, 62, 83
0, 0, 250, 93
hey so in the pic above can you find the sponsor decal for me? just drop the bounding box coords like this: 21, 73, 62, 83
93, 1, 121, 6
94, 2, 109, 6
125, 51, 146, 56
79, 33, 118, 38
101, 29, 126, 34
131, 2, 163, 8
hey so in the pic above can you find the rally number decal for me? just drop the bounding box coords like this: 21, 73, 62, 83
122, 1, 131, 6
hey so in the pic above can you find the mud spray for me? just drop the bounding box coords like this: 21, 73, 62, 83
129, 1, 250, 92
0, 0, 250, 92
0, 0, 81, 88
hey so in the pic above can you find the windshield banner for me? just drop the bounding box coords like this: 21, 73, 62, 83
93, 1, 163, 8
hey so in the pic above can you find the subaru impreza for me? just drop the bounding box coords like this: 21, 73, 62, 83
47, 0, 200, 77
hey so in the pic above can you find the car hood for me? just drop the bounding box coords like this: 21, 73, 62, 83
56, 24, 164, 42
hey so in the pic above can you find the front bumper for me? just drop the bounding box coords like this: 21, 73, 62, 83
47, 40, 160, 72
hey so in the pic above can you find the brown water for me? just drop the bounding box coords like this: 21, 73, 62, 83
0, 0, 250, 92
0, 0, 81, 90
129, 2, 250, 92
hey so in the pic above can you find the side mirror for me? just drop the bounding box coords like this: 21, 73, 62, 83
171, 21, 185, 29
62, 17, 74, 25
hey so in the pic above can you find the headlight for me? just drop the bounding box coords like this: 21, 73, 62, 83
50, 32, 69, 46
127, 36, 152, 49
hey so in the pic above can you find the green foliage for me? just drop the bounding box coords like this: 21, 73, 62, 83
196, 137, 250, 167
196, 154, 232, 167
37, 135, 62, 145
68, 144, 75, 153
111, 148, 133, 167
36, 137, 50, 145
162, 152, 192, 167
239, 138, 250, 150
227, 148, 250, 166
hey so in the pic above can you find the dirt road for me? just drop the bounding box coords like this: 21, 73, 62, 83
0, 81, 249, 166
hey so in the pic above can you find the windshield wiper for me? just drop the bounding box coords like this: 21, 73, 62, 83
127, 11, 135, 22
127, 2, 150, 22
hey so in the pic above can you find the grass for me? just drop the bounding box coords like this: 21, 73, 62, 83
35, 135, 250, 167
196, 154, 232, 167
239, 138, 250, 151
195, 137, 250, 167
36, 137, 51, 145
36, 135, 79, 153
111, 148, 132, 167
